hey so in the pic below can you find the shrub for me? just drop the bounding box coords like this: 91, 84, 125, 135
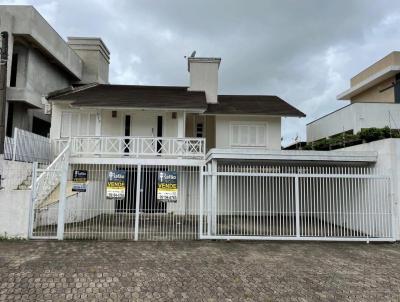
358, 128, 385, 142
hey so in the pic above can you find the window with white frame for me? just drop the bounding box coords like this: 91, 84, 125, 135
230, 122, 267, 147
60, 111, 98, 138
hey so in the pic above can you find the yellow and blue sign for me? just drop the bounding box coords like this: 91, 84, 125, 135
106, 170, 126, 199
157, 171, 178, 202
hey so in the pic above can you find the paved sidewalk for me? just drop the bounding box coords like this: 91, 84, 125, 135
0, 241, 399, 301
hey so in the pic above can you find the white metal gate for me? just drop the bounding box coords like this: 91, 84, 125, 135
29, 161, 202, 240
200, 162, 394, 242
30, 158, 395, 242
29, 145, 70, 239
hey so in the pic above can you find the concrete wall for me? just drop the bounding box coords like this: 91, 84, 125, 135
25, 47, 72, 107
0, 156, 32, 190
307, 103, 400, 142
68, 37, 110, 84
215, 115, 281, 150
351, 51, 400, 87
351, 76, 395, 103
340, 139, 400, 240
0, 190, 31, 238
0, 156, 32, 239
0, 5, 83, 79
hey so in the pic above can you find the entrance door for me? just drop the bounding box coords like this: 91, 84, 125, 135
156, 116, 163, 153
124, 115, 131, 153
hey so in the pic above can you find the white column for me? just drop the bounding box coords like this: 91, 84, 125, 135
295, 176, 300, 238
199, 165, 204, 239
57, 148, 70, 240
177, 111, 186, 138
211, 159, 217, 235
134, 164, 142, 241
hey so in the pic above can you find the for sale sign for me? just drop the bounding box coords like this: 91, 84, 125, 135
157, 171, 178, 202
72, 170, 88, 192
106, 170, 126, 199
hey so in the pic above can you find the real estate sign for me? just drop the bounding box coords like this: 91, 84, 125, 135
106, 170, 126, 199
72, 170, 88, 192
157, 171, 178, 202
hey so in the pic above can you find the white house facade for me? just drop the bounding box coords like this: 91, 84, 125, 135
1, 6, 398, 243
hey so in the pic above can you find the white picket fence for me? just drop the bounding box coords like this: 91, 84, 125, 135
4, 128, 51, 163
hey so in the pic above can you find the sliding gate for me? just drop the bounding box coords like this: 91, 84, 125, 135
30, 160, 395, 241
200, 163, 395, 242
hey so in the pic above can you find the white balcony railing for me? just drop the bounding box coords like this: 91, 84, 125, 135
53, 137, 206, 159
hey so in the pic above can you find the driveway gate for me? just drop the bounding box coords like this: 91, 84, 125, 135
30, 158, 395, 241
200, 162, 395, 242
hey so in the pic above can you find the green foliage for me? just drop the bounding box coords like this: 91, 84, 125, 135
304, 126, 400, 151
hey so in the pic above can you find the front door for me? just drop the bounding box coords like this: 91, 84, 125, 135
124, 115, 131, 153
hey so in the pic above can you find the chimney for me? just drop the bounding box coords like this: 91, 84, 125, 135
188, 57, 221, 104
68, 37, 110, 84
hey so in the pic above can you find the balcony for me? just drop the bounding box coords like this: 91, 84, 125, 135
53, 136, 206, 159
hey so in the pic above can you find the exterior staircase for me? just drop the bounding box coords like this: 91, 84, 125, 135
17, 175, 33, 190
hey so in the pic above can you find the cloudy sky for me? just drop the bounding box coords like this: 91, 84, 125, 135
2, 0, 400, 146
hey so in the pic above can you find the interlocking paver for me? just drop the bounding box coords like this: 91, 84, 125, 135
0, 241, 399, 301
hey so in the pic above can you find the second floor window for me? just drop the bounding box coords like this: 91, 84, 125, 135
61, 112, 97, 137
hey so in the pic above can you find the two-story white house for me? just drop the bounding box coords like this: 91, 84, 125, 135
48, 57, 305, 159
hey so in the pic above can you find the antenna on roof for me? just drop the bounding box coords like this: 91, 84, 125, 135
184, 51, 196, 59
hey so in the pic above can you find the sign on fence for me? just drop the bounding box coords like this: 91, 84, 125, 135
106, 170, 126, 199
72, 170, 88, 192
157, 171, 178, 202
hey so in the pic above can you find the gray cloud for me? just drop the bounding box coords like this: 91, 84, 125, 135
3, 0, 400, 145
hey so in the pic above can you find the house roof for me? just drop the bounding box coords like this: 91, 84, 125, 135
48, 84, 305, 117
49, 84, 208, 110
205, 95, 305, 117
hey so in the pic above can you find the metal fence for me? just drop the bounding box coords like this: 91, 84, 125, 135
30, 162, 201, 240
30, 145, 70, 239
201, 164, 394, 241
29, 159, 394, 242
4, 128, 51, 163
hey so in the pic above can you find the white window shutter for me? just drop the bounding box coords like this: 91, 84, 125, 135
231, 122, 268, 148
60, 112, 71, 138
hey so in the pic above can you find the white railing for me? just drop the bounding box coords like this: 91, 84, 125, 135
53, 136, 206, 159
3, 136, 14, 160
4, 128, 51, 163
33, 143, 70, 206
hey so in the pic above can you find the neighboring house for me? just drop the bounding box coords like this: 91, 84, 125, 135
307, 51, 400, 143
0, 5, 109, 138
47, 57, 304, 157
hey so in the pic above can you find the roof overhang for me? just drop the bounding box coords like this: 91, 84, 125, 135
206, 148, 377, 166
337, 65, 400, 100
68, 105, 206, 113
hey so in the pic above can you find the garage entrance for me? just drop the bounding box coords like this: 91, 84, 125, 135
200, 162, 394, 241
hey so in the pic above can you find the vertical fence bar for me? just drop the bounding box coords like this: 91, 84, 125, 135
28, 162, 38, 238
134, 164, 142, 241
211, 159, 218, 236
199, 165, 204, 239
12, 127, 18, 161
56, 149, 70, 240
295, 176, 300, 238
